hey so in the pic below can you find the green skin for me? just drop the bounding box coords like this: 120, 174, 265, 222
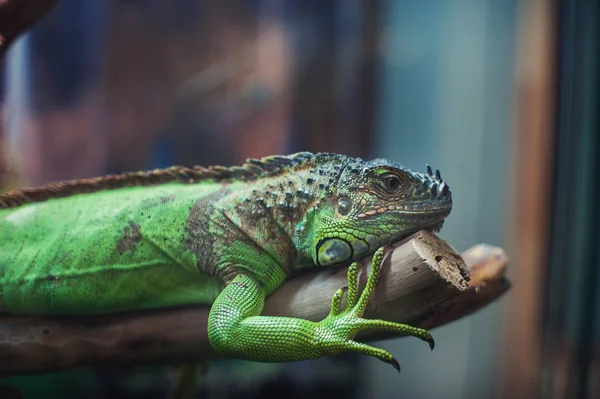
0, 152, 452, 370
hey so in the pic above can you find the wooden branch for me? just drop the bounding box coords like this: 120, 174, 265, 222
0, 0, 61, 57
0, 231, 510, 375
416, 243, 510, 330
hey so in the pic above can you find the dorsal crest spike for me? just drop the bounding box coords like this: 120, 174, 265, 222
0, 152, 317, 209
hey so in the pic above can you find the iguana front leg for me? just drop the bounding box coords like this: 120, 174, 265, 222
207, 248, 434, 370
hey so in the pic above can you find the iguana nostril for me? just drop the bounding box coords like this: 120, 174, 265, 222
442, 184, 450, 196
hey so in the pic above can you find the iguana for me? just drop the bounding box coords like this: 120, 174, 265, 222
0, 152, 452, 371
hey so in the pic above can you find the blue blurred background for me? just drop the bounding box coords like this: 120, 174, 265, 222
0, 0, 598, 398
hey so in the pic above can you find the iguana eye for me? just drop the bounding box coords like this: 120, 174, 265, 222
382, 175, 401, 193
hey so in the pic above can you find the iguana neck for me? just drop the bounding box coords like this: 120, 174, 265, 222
232, 161, 345, 267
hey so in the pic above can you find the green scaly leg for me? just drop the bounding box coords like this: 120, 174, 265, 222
321, 247, 434, 370
207, 247, 434, 371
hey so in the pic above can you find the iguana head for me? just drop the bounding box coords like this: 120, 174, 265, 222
300, 156, 452, 267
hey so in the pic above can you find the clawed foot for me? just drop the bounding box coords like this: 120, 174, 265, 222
318, 247, 434, 372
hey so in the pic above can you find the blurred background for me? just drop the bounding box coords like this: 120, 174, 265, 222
0, 0, 598, 398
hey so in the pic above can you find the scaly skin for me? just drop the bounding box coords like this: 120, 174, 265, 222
0, 152, 452, 369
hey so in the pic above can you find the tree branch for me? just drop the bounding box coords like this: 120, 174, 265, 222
0, 0, 60, 57
0, 231, 510, 375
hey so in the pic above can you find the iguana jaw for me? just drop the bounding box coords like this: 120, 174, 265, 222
395, 199, 451, 237
424, 219, 446, 234
387, 206, 450, 244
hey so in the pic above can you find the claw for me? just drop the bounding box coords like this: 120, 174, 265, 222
391, 357, 401, 372
426, 165, 433, 176
428, 337, 435, 351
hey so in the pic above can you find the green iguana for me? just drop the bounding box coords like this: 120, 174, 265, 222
0, 152, 452, 371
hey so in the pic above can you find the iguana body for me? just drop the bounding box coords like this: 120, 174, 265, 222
0, 152, 452, 368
